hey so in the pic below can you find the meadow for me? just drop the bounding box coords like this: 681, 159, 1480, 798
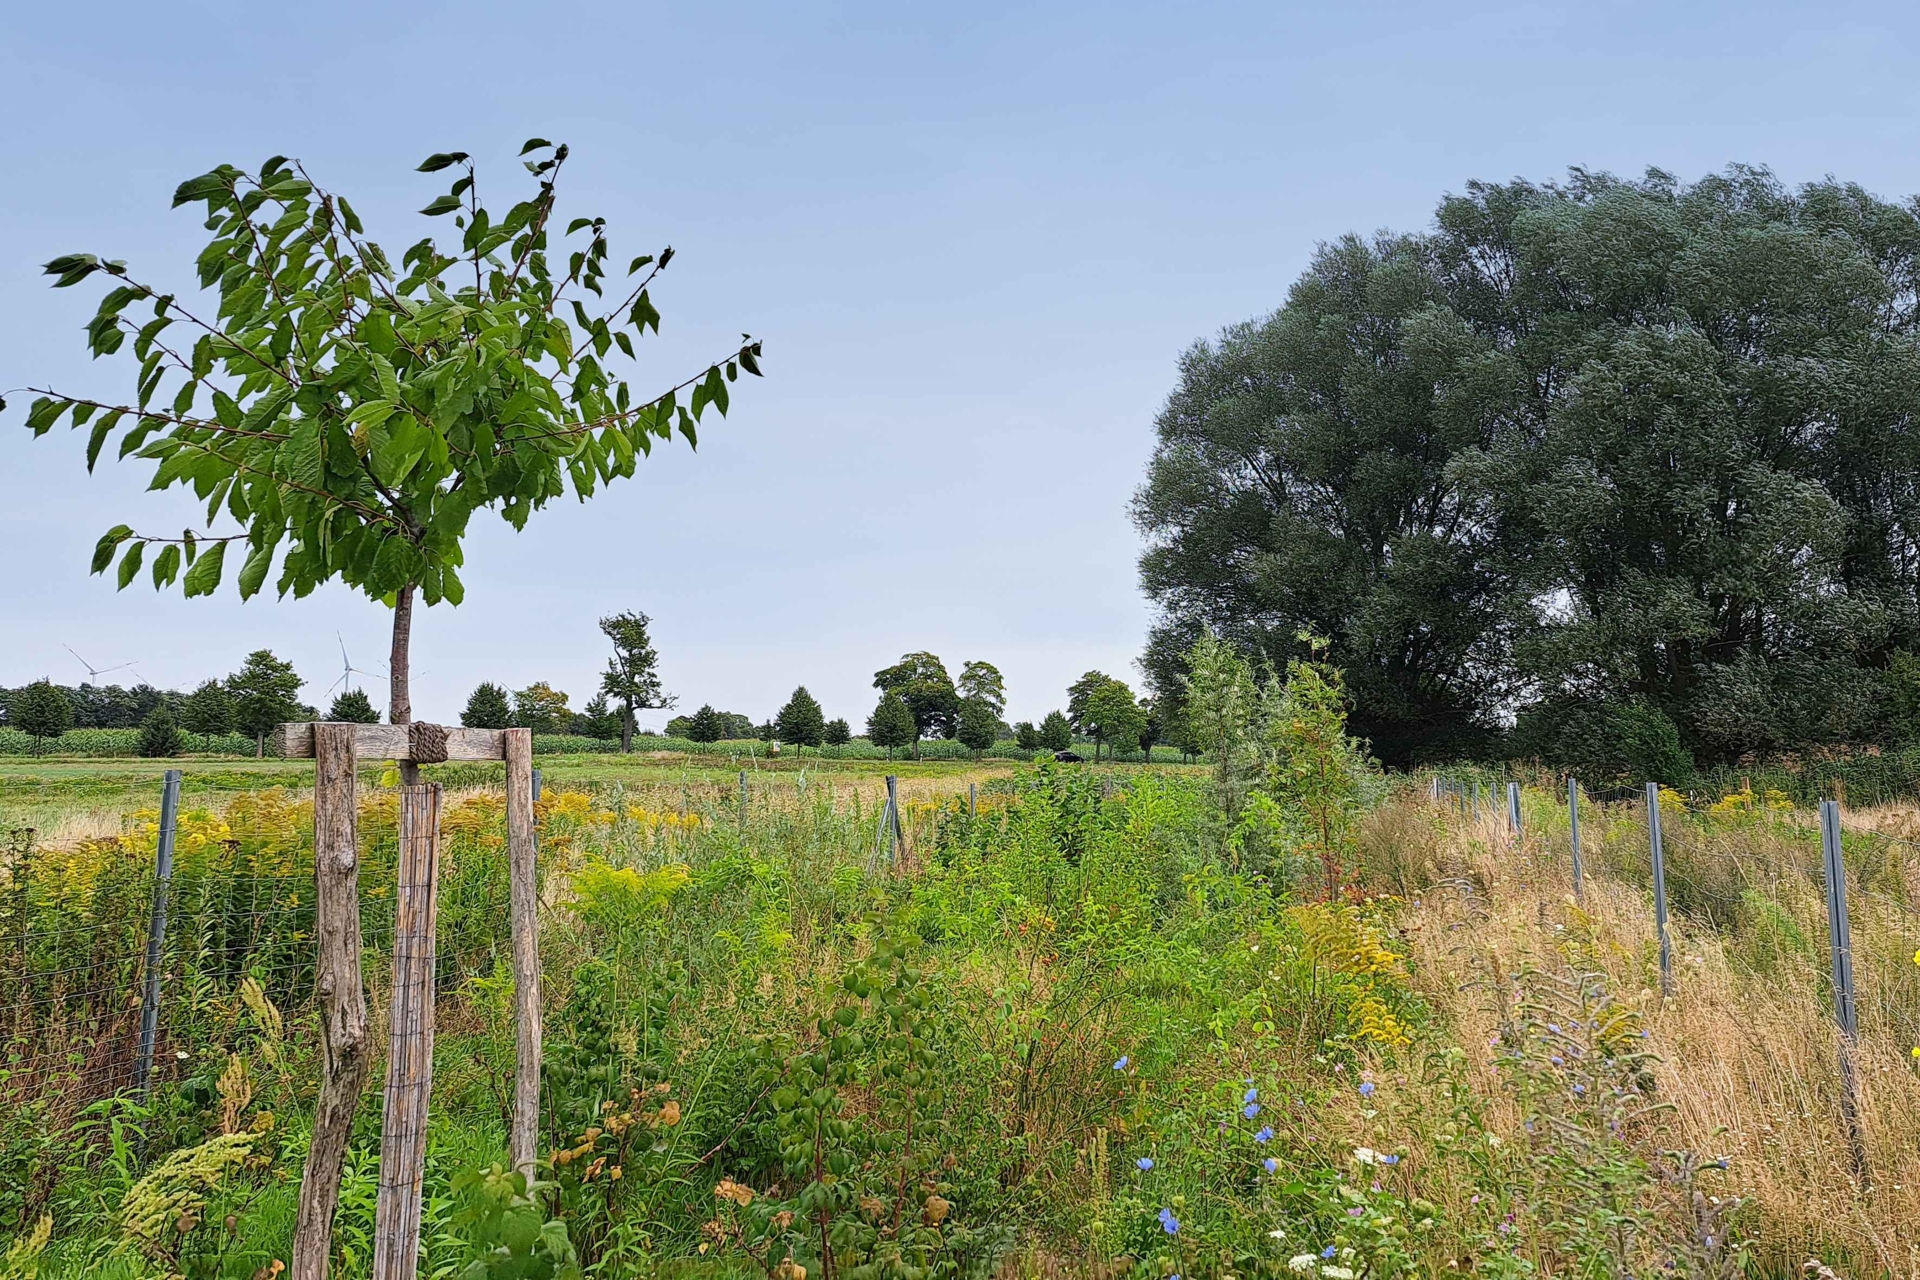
2, 747, 1917, 1280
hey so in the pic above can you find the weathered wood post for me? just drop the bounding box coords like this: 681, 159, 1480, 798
1645, 782, 1674, 997
503, 728, 542, 1179
373, 779, 443, 1280
1819, 800, 1870, 1183
134, 767, 182, 1103
291, 724, 371, 1280
279, 721, 529, 1280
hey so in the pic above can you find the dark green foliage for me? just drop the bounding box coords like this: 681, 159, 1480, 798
822, 717, 851, 747
1014, 720, 1040, 751
1038, 710, 1073, 752
137, 705, 185, 757
873, 651, 960, 740
226, 650, 303, 755
1083, 677, 1146, 761
513, 683, 572, 734
682, 704, 723, 742
868, 691, 916, 759
10, 680, 73, 753
598, 610, 672, 751
447, 1166, 581, 1280
181, 678, 234, 746
1, 680, 175, 731
462, 681, 513, 729
1514, 698, 1694, 787
774, 686, 826, 748
574, 691, 621, 740
326, 688, 379, 723
956, 697, 999, 755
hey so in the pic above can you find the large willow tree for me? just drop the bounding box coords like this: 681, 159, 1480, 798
14, 141, 759, 772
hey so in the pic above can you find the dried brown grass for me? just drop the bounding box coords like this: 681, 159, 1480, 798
1404, 799, 1920, 1276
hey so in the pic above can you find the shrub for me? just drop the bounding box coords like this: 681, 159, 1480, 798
138, 706, 185, 757
1516, 697, 1693, 786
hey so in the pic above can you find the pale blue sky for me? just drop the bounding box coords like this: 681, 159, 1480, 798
5, 1, 1918, 730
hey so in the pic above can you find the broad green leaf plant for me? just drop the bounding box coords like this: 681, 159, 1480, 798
12, 140, 760, 743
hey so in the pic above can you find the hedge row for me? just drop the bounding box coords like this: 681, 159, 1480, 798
0, 728, 262, 757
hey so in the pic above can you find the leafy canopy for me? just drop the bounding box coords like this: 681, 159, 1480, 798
16, 141, 760, 615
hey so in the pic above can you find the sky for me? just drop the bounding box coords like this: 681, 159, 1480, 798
5, 1, 1920, 732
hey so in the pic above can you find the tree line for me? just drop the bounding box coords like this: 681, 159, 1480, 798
1136, 164, 1920, 780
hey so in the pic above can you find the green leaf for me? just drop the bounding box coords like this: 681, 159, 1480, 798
151, 543, 181, 588
237, 542, 274, 600
739, 344, 762, 376
519, 138, 553, 155
285, 419, 324, 491
420, 194, 463, 216
91, 526, 133, 575
416, 152, 469, 173
566, 218, 593, 236
182, 541, 226, 597
116, 541, 145, 590
86, 415, 116, 472
26, 397, 67, 437
171, 171, 229, 207
373, 416, 428, 485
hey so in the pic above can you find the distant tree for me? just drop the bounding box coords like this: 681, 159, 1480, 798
868, 692, 916, 761
822, 717, 852, 748
181, 678, 235, 749
957, 661, 1007, 715
957, 697, 999, 757
756, 720, 777, 742
873, 652, 960, 744
228, 650, 304, 757
462, 682, 513, 730
12, 680, 74, 754
599, 610, 675, 752
1013, 720, 1040, 751
327, 688, 380, 723
1084, 678, 1146, 762
1066, 671, 1113, 738
138, 705, 185, 757
1138, 699, 1162, 760
684, 704, 723, 743
775, 686, 827, 749
1038, 710, 1073, 752
576, 691, 621, 740
718, 712, 757, 739
513, 682, 572, 735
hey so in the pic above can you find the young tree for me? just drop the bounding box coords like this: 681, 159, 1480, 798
822, 717, 852, 748
228, 650, 304, 757
956, 697, 999, 757
1264, 646, 1369, 900
181, 678, 235, 748
1138, 698, 1162, 760
956, 661, 1006, 715
775, 686, 827, 749
139, 705, 185, 757
17, 143, 760, 784
872, 652, 960, 746
1183, 629, 1259, 820
1013, 720, 1039, 751
598, 610, 673, 752
461, 681, 512, 729
1038, 710, 1073, 752
513, 682, 571, 734
1066, 671, 1113, 738
1084, 678, 1146, 762
684, 704, 723, 742
868, 692, 916, 761
327, 688, 380, 723
11, 680, 74, 755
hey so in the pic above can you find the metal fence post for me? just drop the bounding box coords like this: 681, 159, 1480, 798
1567, 777, 1584, 904
968, 782, 977, 818
1820, 800, 1870, 1183
1645, 782, 1674, 997
885, 774, 902, 866
739, 769, 749, 823
135, 768, 182, 1102
1507, 781, 1522, 842
531, 768, 542, 804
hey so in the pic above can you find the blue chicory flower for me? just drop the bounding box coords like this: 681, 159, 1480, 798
1322, 1246, 1337, 1259
1158, 1208, 1180, 1234
1243, 1102, 1260, 1119
1137, 1157, 1154, 1171
1264, 1157, 1278, 1173
1255, 1126, 1273, 1143
1243, 1086, 1258, 1104
1379, 1154, 1400, 1165
1113, 1056, 1129, 1070
1358, 1081, 1375, 1098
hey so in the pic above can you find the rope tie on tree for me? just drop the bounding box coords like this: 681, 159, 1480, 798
408, 722, 450, 764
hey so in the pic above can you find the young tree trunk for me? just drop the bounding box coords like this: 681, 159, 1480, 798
390, 583, 418, 785
620, 705, 633, 753
255, 732, 264, 759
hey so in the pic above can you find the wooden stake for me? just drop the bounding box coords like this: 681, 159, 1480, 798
373, 783, 443, 1280
504, 729, 542, 1180
292, 724, 371, 1280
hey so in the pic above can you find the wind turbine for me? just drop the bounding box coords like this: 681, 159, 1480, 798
63, 644, 138, 684
329, 634, 387, 697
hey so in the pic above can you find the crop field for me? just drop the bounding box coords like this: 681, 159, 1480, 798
4, 737, 1918, 1280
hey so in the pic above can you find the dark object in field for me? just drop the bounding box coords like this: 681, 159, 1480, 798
1053, 750, 1085, 763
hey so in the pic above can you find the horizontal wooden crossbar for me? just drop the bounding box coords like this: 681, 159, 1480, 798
275, 722, 511, 761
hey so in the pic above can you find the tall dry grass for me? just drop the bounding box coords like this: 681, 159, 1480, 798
1401, 795, 1920, 1276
